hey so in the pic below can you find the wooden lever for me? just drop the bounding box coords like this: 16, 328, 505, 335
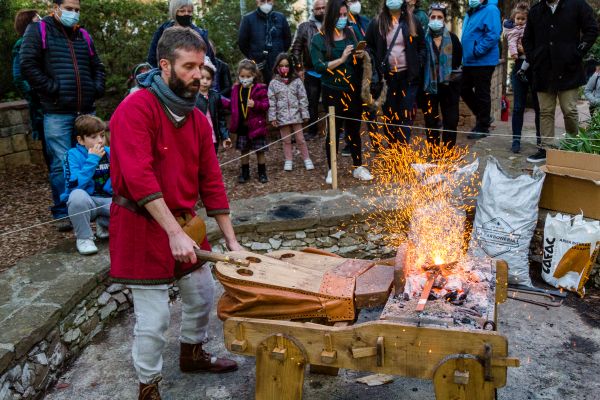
194, 249, 250, 267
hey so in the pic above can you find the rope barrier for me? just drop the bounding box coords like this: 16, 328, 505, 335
1, 110, 597, 238
337, 115, 600, 141
0, 114, 331, 238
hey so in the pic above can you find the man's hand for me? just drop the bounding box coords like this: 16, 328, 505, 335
89, 143, 105, 157
226, 239, 243, 252
168, 230, 198, 264
271, 121, 278, 127
247, 98, 255, 108
223, 138, 232, 149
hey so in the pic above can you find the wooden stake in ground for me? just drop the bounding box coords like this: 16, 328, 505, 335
328, 106, 337, 190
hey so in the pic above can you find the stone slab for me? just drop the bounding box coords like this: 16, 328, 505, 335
3, 151, 31, 168
0, 304, 61, 359
37, 273, 99, 318
0, 348, 14, 374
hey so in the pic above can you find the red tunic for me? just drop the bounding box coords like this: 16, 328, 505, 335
108, 89, 230, 284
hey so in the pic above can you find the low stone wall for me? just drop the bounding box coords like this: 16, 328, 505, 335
0, 219, 386, 400
0, 101, 43, 171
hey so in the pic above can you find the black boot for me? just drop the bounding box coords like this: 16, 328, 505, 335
238, 164, 250, 183
257, 163, 268, 183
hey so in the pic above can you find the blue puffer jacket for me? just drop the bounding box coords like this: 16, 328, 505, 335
461, 0, 501, 67
147, 21, 215, 68
60, 144, 112, 202
19, 16, 105, 114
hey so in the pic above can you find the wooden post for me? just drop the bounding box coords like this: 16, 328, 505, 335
256, 334, 306, 400
328, 106, 338, 189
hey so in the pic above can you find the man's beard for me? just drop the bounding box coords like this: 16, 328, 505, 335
168, 69, 200, 100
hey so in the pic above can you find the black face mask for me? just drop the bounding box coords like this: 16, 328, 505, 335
314, 14, 324, 22
175, 14, 192, 27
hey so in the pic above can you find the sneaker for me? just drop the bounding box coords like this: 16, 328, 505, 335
325, 169, 333, 184
526, 148, 546, 163
353, 166, 373, 181
283, 160, 293, 171
304, 159, 315, 170
96, 223, 109, 240
76, 239, 98, 255
341, 145, 352, 157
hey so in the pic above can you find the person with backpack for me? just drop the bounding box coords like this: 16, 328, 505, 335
19, 0, 105, 231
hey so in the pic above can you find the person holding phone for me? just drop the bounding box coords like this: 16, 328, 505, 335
310, 0, 373, 183
365, 0, 426, 145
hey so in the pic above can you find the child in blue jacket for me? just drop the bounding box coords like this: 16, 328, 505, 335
61, 115, 112, 255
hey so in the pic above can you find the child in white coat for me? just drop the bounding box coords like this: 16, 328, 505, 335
268, 53, 314, 171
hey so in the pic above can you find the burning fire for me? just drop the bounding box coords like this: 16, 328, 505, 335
362, 136, 479, 272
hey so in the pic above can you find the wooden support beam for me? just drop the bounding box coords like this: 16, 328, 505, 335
256, 334, 307, 400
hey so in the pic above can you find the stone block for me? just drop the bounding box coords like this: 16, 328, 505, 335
0, 349, 14, 376
10, 134, 28, 152
106, 284, 124, 294
37, 273, 98, 318
250, 242, 271, 251
5, 110, 23, 126
0, 125, 23, 138
26, 136, 42, 150
63, 328, 81, 344
99, 301, 117, 320
111, 292, 127, 305
0, 137, 12, 156
79, 315, 99, 336
4, 151, 31, 169
0, 156, 5, 171
0, 305, 61, 359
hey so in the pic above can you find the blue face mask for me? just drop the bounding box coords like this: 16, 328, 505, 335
428, 19, 444, 32
336, 17, 347, 30
468, 0, 481, 9
59, 9, 80, 27
386, 0, 404, 10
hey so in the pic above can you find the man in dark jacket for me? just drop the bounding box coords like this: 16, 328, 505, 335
460, 0, 501, 139
523, 0, 598, 163
20, 0, 105, 226
238, 0, 291, 83
291, 0, 325, 139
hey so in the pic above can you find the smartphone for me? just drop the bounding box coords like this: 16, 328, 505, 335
353, 41, 367, 54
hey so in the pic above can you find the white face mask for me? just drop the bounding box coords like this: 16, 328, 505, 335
259, 3, 273, 14
239, 77, 254, 88
349, 2, 362, 15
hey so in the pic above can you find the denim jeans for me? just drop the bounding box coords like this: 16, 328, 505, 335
511, 60, 540, 145
383, 71, 418, 144
44, 113, 77, 218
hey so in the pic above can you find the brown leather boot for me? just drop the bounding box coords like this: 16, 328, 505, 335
139, 381, 161, 400
179, 343, 238, 373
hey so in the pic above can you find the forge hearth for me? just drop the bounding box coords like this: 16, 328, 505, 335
381, 243, 499, 330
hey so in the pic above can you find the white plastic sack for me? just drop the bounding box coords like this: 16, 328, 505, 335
469, 157, 545, 287
542, 213, 600, 297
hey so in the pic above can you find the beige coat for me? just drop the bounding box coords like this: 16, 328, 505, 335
267, 76, 309, 126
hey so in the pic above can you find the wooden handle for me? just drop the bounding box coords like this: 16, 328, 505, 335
194, 249, 250, 267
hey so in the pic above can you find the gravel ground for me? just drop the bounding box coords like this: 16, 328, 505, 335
44, 279, 600, 400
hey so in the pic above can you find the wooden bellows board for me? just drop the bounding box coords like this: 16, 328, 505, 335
214, 250, 394, 322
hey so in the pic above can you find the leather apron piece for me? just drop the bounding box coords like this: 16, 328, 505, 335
215, 253, 375, 322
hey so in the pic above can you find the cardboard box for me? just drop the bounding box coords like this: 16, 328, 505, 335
539, 149, 600, 220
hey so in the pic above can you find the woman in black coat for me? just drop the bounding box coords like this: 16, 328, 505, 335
422, 4, 462, 149
365, 0, 426, 145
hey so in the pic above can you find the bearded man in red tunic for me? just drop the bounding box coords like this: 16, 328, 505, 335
109, 27, 242, 400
